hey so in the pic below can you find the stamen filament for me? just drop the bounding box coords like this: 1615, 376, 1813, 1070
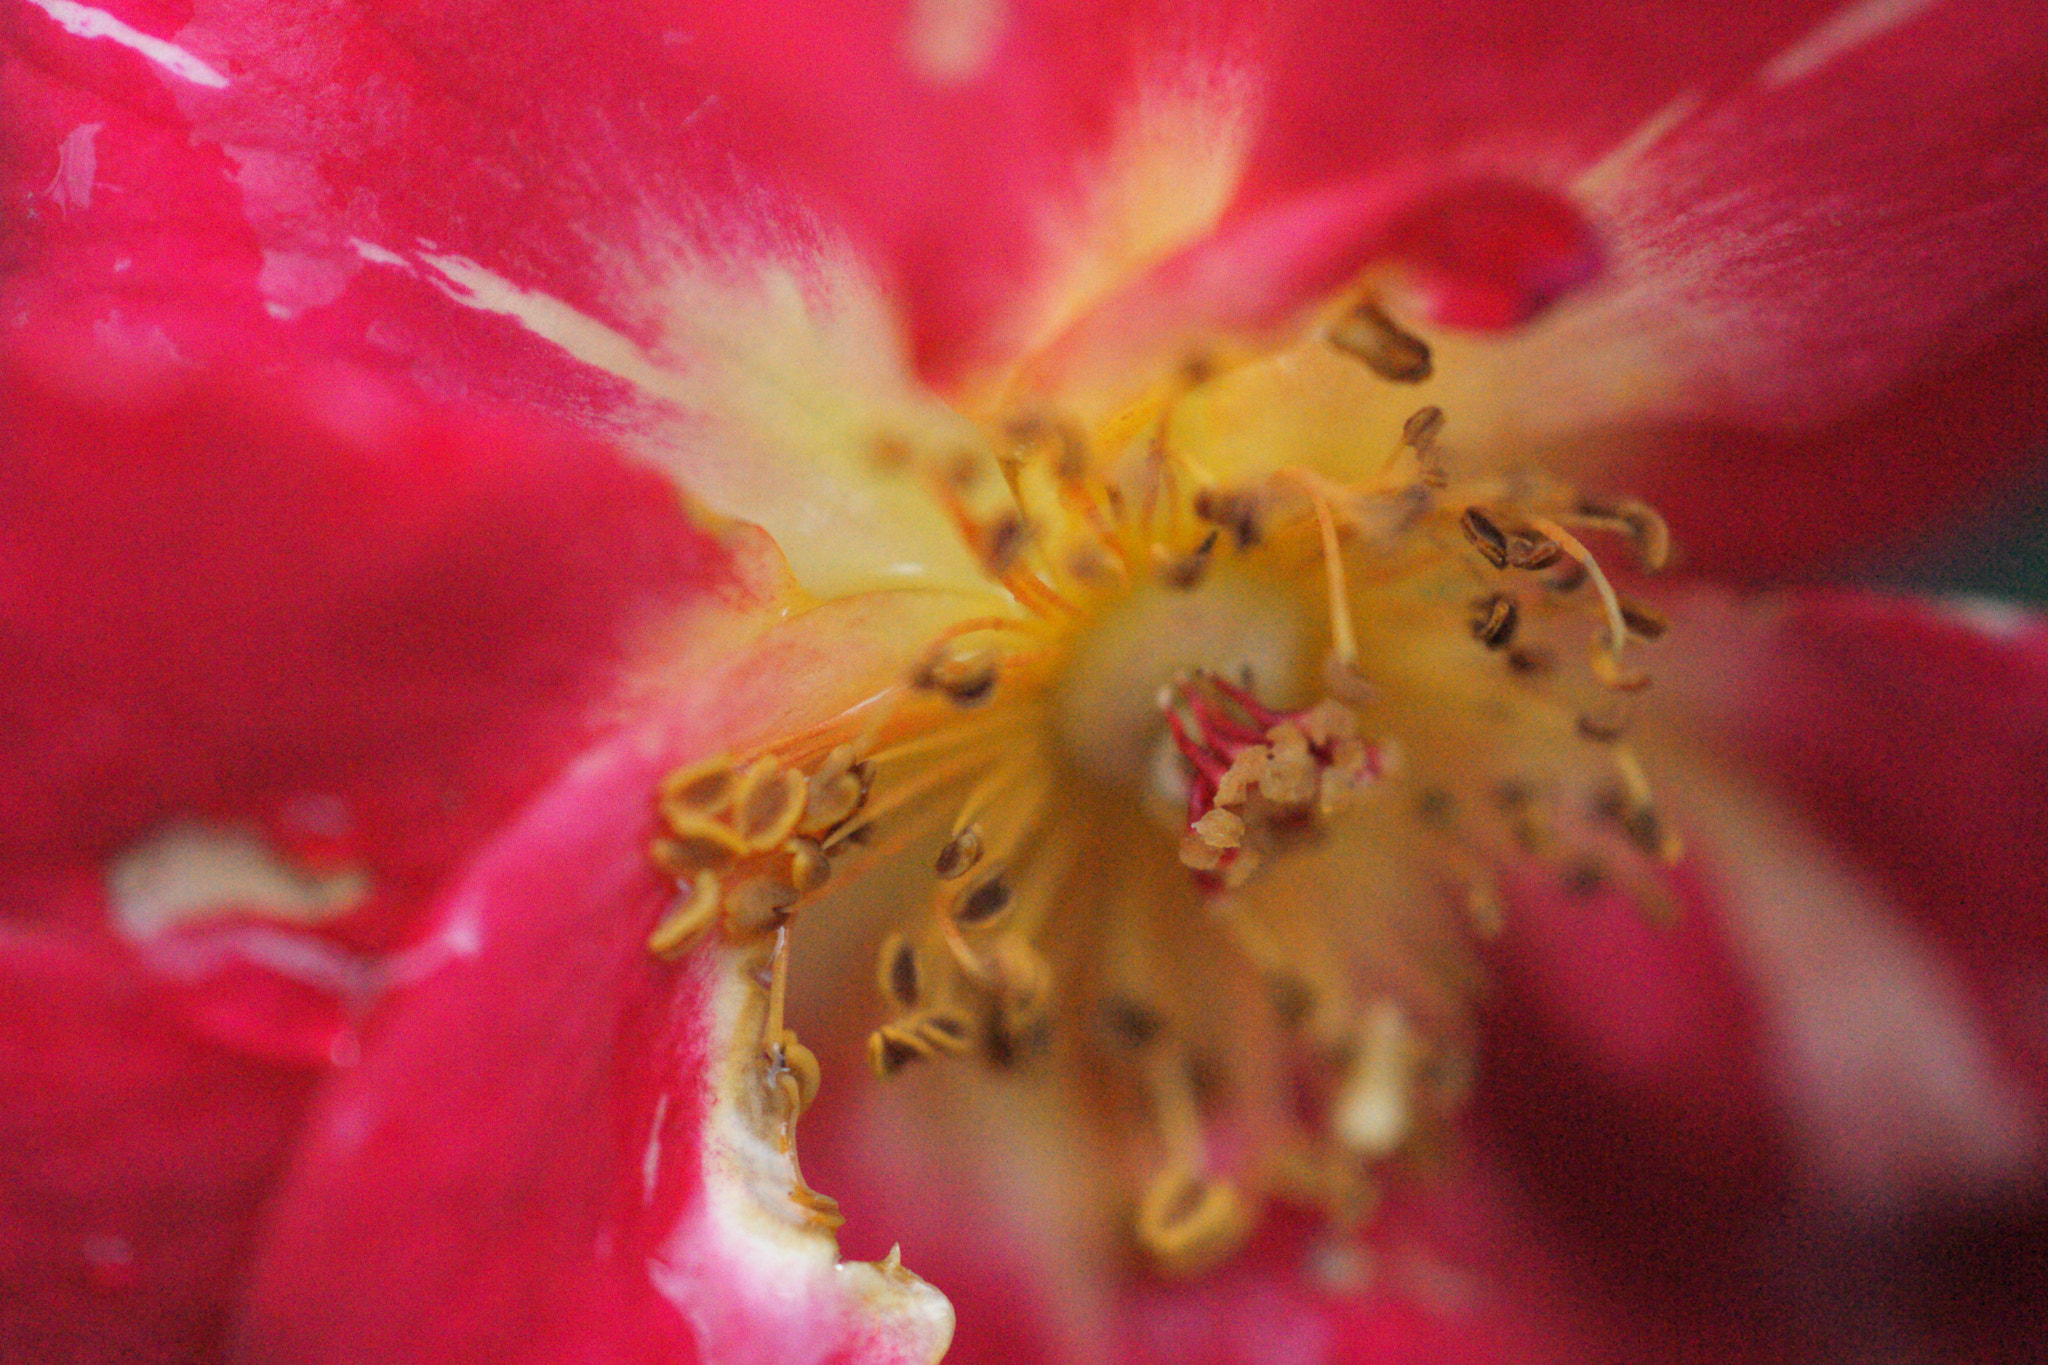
1527, 515, 1628, 666
764, 922, 793, 1046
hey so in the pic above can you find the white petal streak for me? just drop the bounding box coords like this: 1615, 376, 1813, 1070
25, 0, 229, 88
648, 943, 954, 1365
418, 251, 683, 400
107, 819, 370, 940
1758, 0, 1943, 88
1707, 792, 2041, 1205
413, 248, 990, 599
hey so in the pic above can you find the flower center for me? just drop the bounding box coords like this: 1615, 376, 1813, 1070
1052, 572, 1312, 787
643, 292, 1680, 1274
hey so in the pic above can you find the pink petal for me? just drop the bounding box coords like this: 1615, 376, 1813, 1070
238, 600, 962, 1364
20, 0, 2041, 587
1473, 0, 2048, 578
1, 336, 738, 937
0, 0, 1897, 373
0, 927, 319, 1363
1478, 587, 2048, 1362
1661, 589, 2048, 1195
0, 332, 752, 1356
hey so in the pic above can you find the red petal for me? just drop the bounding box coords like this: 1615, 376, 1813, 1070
0, 927, 319, 1364
1478, 588, 2048, 1362
1, 336, 738, 938
1494, 0, 2048, 578
1662, 589, 2048, 1186
0, 331, 750, 1355
19, 0, 2041, 582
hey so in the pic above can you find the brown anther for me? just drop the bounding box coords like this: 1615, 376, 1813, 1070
980, 512, 1032, 576
657, 754, 739, 824
1380, 481, 1436, 533
1504, 531, 1561, 571
798, 767, 869, 837
646, 875, 722, 957
1505, 644, 1555, 677
1577, 496, 1671, 570
1415, 787, 1457, 829
1135, 1168, 1251, 1277
941, 449, 985, 492
1576, 702, 1631, 743
916, 1011, 976, 1055
1099, 995, 1167, 1050
914, 649, 1001, 707
1327, 300, 1433, 383
1492, 778, 1534, 811
1469, 593, 1519, 649
733, 762, 809, 852
1621, 805, 1666, 858
1590, 783, 1629, 822
984, 1012, 1047, 1070
723, 877, 800, 938
1158, 530, 1220, 590
649, 815, 750, 876
1192, 487, 1262, 549
1547, 558, 1588, 593
1266, 972, 1316, 1027
868, 1025, 929, 1078
934, 825, 985, 879
1619, 597, 1669, 641
1402, 404, 1445, 451
878, 933, 922, 1008
1067, 543, 1119, 584
1563, 859, 1608, 899
954, 875, 1013, 929
1000, 412, 1047, 452
1604, 797, 1681, 863
785, 838, 832, 894
1459, 507, 1510, 569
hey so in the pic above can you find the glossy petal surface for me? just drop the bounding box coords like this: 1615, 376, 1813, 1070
0, 334, 745, 1359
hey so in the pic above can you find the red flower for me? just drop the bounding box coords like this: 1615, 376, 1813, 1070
5, 2, 2047, 1363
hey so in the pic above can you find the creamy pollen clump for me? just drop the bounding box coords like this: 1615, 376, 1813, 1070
642, 289, 1679, 1275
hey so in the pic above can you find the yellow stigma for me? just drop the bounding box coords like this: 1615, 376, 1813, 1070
644, 288, 1679, 1274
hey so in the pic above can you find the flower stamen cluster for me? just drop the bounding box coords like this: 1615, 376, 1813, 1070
642, 290, 1684, 1272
